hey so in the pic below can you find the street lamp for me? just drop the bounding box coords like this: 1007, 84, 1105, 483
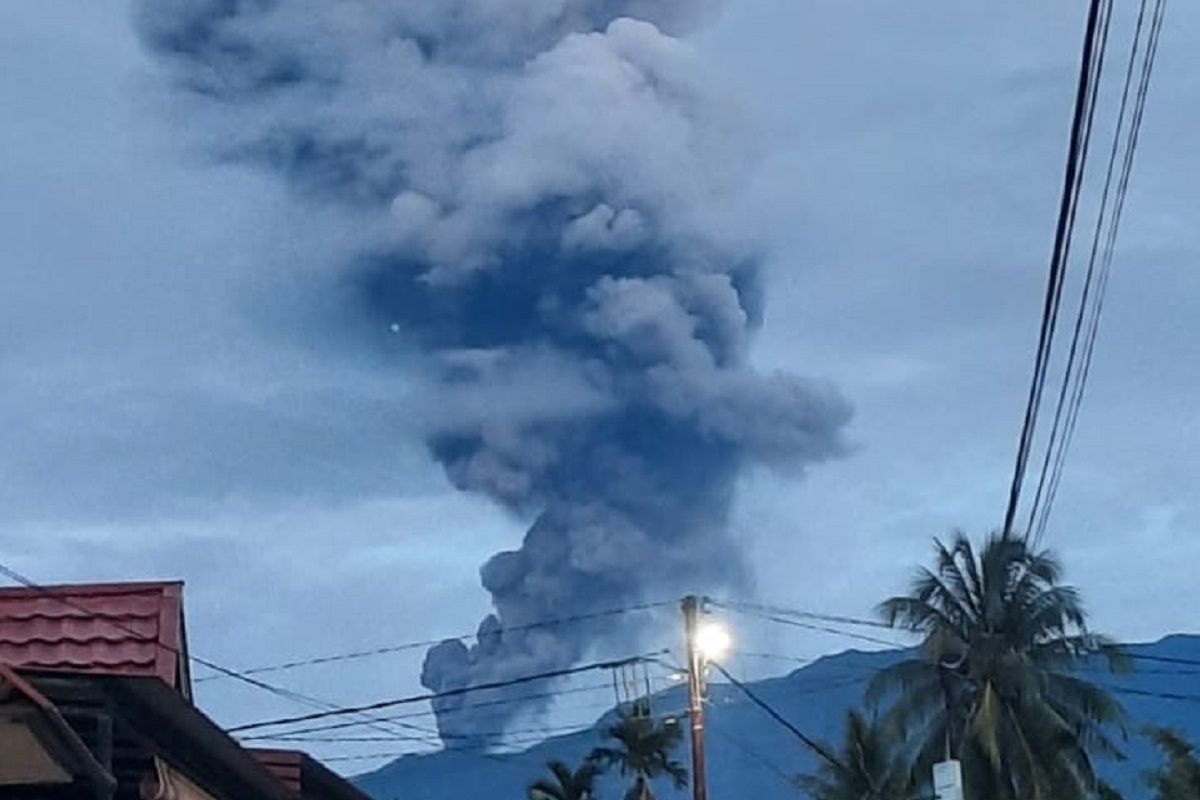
695, 620, 732, 663
681, 597, 732, 800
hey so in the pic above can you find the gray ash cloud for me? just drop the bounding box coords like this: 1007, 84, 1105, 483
136, 0, 851, 741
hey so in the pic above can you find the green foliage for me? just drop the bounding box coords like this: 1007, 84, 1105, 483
589, 702, 689, 800
869, 530, 1128, 800
529, 759, 601, 800
796, 710, 912, 800
1143, 726, 1200, 800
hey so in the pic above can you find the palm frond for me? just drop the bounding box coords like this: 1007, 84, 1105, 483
934, 537, 981, 621
952, 532, 985, 604
870, 530, 1125, 800
910, 567, 977, 634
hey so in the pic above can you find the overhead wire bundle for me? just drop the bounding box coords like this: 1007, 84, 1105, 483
1003, 0, 1168, 543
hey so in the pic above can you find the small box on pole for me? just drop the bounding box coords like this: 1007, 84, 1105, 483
933, 759, 964, 800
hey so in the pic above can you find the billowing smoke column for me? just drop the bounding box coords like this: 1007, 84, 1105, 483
136, 0, 851, 740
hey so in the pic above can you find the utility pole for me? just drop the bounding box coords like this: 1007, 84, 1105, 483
682, 595, 709, 800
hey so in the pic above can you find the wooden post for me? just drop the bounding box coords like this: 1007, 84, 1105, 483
682, 595, 708, 800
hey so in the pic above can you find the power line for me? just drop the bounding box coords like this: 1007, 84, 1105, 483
706, 595, 1200, 677
206, 597, 888, 690
1106, 686, 1200, 704
308, 703, 693, 767
738, 652, 816, 666
1127, 652, 1200, 668
707, 723, 799, 794
1041, 0, 1168, 542
276, 658, 1200, 766
253, 665, 870, 745
0, 561, 678, 768
1018, 0, 1116, 540
1003, 0, 1113, 536
302, 666, 1200, 769
240, 684, 652, 769
0, 561, 452, 751
708, 599, 896, 630
195, 599, 671, 683
227, 651, 665, 734
245, 693, 643, 744
709, 661, 847, 777
1079, 665, 1200, 676
317, 744, 529, 763
0, 562, 349, 713
1027, 0, 1168, 546
319, 752, 427, 764
716, 603, 906, 649
718, 598, 1200, 672
292, 649, 1200, 768
305, 733, 549, 770
268, 662, 879, 765
250, 720, 601, 745
725, 613, 901, 648
307, 652, 1200, 767
710, 673, 874, 702
1025, 0, 1144, 542
240, 683, 619, 739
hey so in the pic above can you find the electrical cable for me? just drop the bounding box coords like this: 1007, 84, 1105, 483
302, 700, 694, 768
1127, 652, 1200, 668
1029, 0, 1168, 545
1106, 686, 1200, 704
708, 598, 896, 630
1003, 0, 1113, 536
716, 604, 906, 649
195, 599, 671, 683
709, 661, 848, 776
252, 720, 602, 745
706, 723, 799, 793
227, 651, 665, 733
0, 563, 339, 709
738, 652, 816, 666
240, 683, 618, 738
1025, 0, 1145, 542
0, 561, 441, 745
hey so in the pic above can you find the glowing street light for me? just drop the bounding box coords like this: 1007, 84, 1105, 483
695, 619, 732, 662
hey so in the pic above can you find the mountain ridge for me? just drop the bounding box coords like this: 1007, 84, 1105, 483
355, 634, 1200, 800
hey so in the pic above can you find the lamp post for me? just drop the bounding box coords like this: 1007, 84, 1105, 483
682, 596, 731, 800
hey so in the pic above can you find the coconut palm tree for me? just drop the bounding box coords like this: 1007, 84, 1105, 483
796, 710, 913, 800
1143, 726, 1200, 800
528, 759, 601, 800
589, 702, 688, 800
868, 530, 1128, 800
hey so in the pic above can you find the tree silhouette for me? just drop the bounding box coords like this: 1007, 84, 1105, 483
590, 702, 688, 800
869, 531, 1128, 800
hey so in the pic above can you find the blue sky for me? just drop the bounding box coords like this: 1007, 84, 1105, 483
2, 0, 1198, 771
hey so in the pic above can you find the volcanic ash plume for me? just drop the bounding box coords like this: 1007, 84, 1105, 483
136, 0, 851, 739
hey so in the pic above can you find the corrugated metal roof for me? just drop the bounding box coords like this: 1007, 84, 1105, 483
0, 581, 186, 689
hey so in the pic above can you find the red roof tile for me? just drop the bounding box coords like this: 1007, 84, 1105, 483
0, 581, 187, 690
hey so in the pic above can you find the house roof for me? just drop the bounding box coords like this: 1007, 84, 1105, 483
250, 749, 304, 795
0, 660, 116, 792
0, 581, 189, 693
248, 749, 373, 800
102, 675, 291, 800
